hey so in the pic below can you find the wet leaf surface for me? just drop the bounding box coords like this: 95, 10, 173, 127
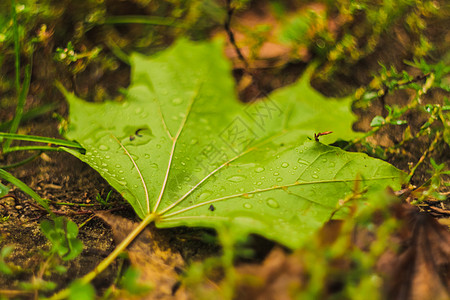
62, 39, 403, 249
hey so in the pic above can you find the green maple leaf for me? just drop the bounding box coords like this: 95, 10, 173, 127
61, 39, 402, 249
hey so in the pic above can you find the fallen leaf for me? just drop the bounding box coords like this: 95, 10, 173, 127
96, 212, 186, 299
235, 247, 304, 300
62, 39, 402, 249
384, 206, 450, 300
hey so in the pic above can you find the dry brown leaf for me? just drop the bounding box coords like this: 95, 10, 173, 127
384, 206, 450, 300
233, 203, 450, 300
96, 212, 187, 300
235, 247, 304, 300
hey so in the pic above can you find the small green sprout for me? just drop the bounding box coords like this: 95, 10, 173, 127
0, 245, 15, 275
119, 267, 153, 296
40, 216, 83, 261
95, 190, 112, 207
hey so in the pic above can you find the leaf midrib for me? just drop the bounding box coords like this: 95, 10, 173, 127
159, 176, 398, 219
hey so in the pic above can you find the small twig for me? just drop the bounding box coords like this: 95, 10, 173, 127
406, 131, 441, 182
224, 0, 248, 69
314, 131, 333, 142
78, 214, 96, 229
427, 205, 450, 216
224, 0, 271, 100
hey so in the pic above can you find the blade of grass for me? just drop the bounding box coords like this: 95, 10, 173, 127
4, 63, 32, 150
0, 151, 42, 169
3, 145, 63, 154
4, 0, 35, 151
0, 168, 50, 211
102, 15, 184, 27
0, 102, 58, 131
0, 133, 84, 149
4, 0, 33, 151
11, 0, 20, 94
105, 39, 130, 65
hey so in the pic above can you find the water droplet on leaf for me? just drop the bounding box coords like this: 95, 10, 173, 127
227, 175, 246, 183
172, 98, 182, 105
255, 167, 265, 173
99, 145, 109, 151
281, 162, 289, 168
199, 191, 212, 201
266, 198, 279, 208
297, 158, 309, 165
243, 203, 253, 209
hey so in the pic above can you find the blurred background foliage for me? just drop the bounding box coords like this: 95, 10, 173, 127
1, 0, 448, 103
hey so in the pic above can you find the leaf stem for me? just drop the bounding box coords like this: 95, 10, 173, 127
47, 213, 157, 300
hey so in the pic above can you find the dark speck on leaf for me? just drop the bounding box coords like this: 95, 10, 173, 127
135, 128, 144, 137
209, 204, 215, 211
